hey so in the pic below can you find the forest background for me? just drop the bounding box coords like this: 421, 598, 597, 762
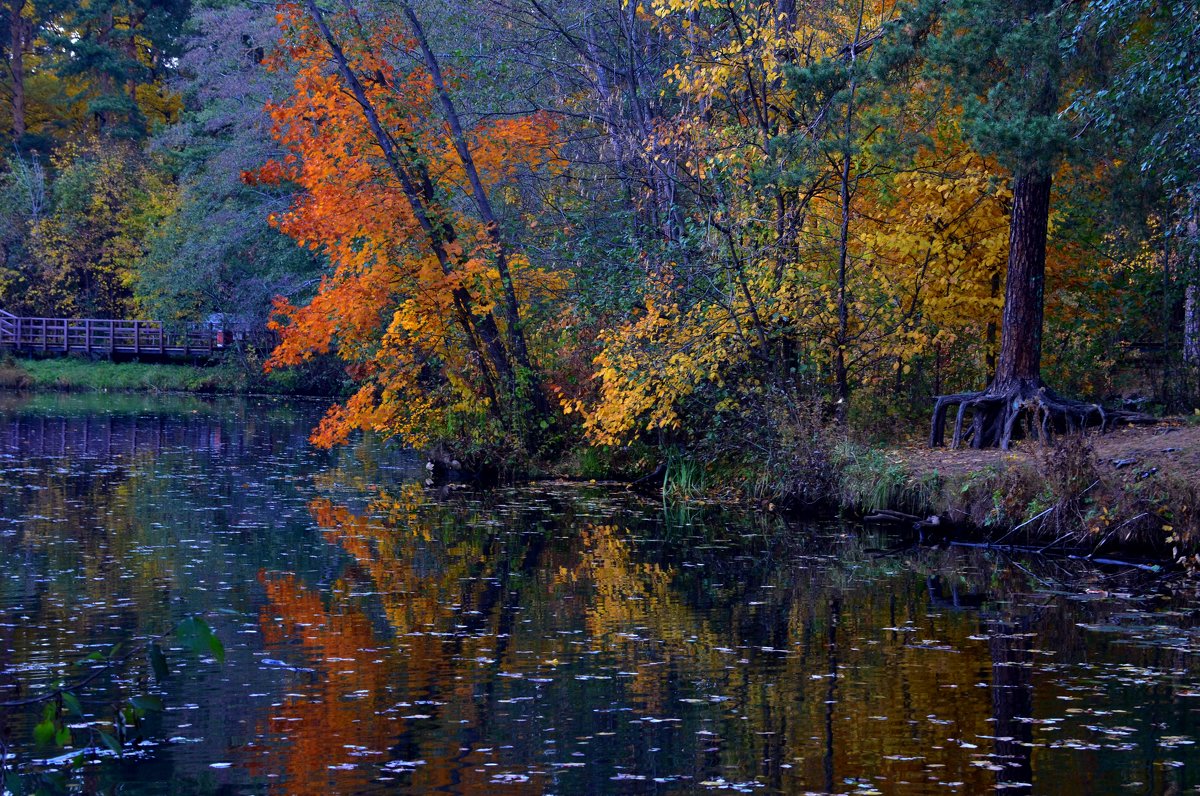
0, 0, 1197, 501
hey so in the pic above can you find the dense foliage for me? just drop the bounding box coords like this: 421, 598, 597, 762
0, 0, 1196, 469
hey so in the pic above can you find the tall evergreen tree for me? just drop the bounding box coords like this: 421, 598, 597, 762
46, 0, 189, 138
920, 0, 1136, 448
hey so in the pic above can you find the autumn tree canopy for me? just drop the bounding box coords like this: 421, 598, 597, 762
0, 0, 1195, 463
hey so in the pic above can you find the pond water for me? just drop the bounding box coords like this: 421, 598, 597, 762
2, 393, 1200, 794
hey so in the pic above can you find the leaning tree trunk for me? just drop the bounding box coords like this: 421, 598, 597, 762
930, 170, 1147, 449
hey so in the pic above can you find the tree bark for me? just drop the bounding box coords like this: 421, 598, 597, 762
985, 270, 1000, 375
397, 0, 545, 414
993, 170, 1051, 388
1185, 221, 1199, 376
302, 0, 509, 414
927, 167, 1148, 449
833, 5, 865, 425
7, 0, 28, 142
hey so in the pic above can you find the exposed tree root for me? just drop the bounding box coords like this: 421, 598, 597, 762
930, 379, 1155, 449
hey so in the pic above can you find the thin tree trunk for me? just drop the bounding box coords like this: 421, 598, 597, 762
98, 7, 115, 133
126, 13, 143, 137
993, 170, 1051, 388
1185, 220, 1199, 377
397, 0, 543, 406
1186, 283, 1200, 364
1161, 224, 1172, 407
8, 0, 27, 142
583, 23, 633, 206
833, 4, 865, 424
834, 138, 851, 423
302, 0, 508, 413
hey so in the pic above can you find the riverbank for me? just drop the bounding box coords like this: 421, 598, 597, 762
4, 353, 1195, 569
0, 355, 345, 396
834, 420, 1200, 569
452, 414, 1200, 569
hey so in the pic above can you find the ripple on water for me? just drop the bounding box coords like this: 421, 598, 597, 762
0, 394, 1199, 793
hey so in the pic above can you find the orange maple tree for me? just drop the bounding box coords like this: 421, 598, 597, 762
251, 1, 563, 450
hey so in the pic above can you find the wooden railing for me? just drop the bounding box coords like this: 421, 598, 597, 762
0, 310, 260, 359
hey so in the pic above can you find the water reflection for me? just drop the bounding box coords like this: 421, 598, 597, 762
1, 394, 1199, 794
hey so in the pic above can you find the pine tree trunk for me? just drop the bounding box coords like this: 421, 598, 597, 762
993, 170, 1051, 388
928, 169, 1118, 449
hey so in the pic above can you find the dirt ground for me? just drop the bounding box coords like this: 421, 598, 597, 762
896, 418, 1200, 482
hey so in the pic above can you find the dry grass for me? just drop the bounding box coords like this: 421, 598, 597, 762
888, 419, 1200, 565
897, 420, 1200, 484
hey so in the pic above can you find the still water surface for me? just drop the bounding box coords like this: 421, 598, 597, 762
2, 393, 1200, 794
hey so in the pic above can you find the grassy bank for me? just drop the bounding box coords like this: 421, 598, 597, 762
0, 355, 344, 396
624, 416, 1200, 570
829, 421, 1200, 570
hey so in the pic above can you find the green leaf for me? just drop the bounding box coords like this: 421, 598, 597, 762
55, 726, 71, 746
33, 719, 57, 746
149, 642, 169, 682
97, 731, 122, 755
129, 695, 164, 713
176, 616, 224, 663
176, 616, 206, 650
60, 691, 83, 717
207, 634, 225, 665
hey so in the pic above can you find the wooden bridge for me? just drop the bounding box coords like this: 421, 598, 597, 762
0, 309, 253, 359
